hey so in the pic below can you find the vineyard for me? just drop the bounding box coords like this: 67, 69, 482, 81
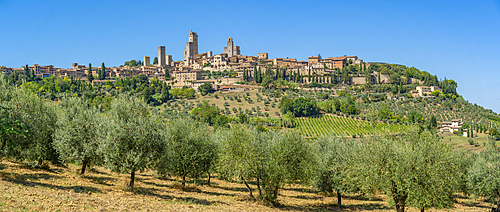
295, 114, 408, 137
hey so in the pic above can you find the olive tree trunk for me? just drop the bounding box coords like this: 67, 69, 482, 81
495, 191, 500, 212
256, 177, 262, 197
394, 194, 408, 212
129, 170, 135, 190
80, 157, 88, 175
242, 176, 254, 200
337, 192, 342, 206
206, 171, 211, 185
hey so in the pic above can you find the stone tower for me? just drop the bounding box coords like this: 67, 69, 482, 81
224, 37, 234, 57
184, 30, 198, 66
165, 55, 172, 66
158, 46, 166, 66
143, 56, 150, 66
224, 37, 240, 57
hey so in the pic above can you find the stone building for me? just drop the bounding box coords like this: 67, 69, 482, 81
143, 56, 150, 66
172, 70, 204, 87
441, 119, 463, 133
158, 46, 166, 66
416, 86, 441, 96
258, 53, 268, 60
184, 30, 198, 66
308, 56, 321, 64
224, 37, 240, 57
165, 55, 173, 66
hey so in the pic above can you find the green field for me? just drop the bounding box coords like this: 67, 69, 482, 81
295, 114, 408, 137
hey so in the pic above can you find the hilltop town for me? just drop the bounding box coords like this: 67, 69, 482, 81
1, 30, 414, 92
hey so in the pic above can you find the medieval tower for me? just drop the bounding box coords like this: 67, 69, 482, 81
184, 30, 198, 66
224, 37, 240, 57
158, 46, 166, 66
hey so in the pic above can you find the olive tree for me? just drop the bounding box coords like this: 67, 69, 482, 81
0, 74, 28, 156
215, 125, 258, 199
254, 130, 316, 205
3, 87, 59, 166
216, 128, 316, 205
315, 135, 357, 205
468, 141, 500, 212
101, 95, 164, 190
54, 97, 105, 174
156, 118, 217, 186
355, 129, 463, 212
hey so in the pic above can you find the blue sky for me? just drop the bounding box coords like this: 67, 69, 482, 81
1, 0, 499, 113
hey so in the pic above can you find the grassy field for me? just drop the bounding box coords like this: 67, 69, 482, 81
0, 160, 493, 211
295, 114, 408, 138
441, 132, 492, 152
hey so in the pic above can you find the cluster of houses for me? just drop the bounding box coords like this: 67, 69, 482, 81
1, 31, 451, 95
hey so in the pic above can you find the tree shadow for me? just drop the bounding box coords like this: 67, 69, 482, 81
213, 184, 250, 193
87, 168, 107, 175
82, 175, 114, 186
140, 180, 171, 188
0, 171, 60, 182
2, 172, 102, 194
348, 194, 384, 201
347, 203, 388, 211
288, 195, 323, 200
456, 201, 491, 209
130, 186, 228, 206
282, 187, 318, 194
199, 190, 235, 197
282, 202, 388, 212
21, 173, 60, 181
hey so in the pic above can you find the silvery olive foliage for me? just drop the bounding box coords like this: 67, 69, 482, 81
215, 126, 316, 205
155, 118, 217, 186
100, 94, 164, 190
3, 86, 59, 165
54, 97, 105, 174
315, 135, 358, 205
468, 141, 500, 212
353, 129, 463, 212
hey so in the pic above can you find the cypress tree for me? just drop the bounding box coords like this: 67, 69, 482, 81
24, 64, 31, 79
100, 62, 106, 80
87, 63, 94, 82
258, 67, 262, 83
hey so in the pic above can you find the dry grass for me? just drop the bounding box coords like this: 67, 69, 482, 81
0, 160, 494, 211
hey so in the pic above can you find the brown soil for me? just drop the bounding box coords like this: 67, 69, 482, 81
0, 160, 493, 211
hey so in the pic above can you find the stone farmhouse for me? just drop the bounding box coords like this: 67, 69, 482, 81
440, 119, 463, 133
